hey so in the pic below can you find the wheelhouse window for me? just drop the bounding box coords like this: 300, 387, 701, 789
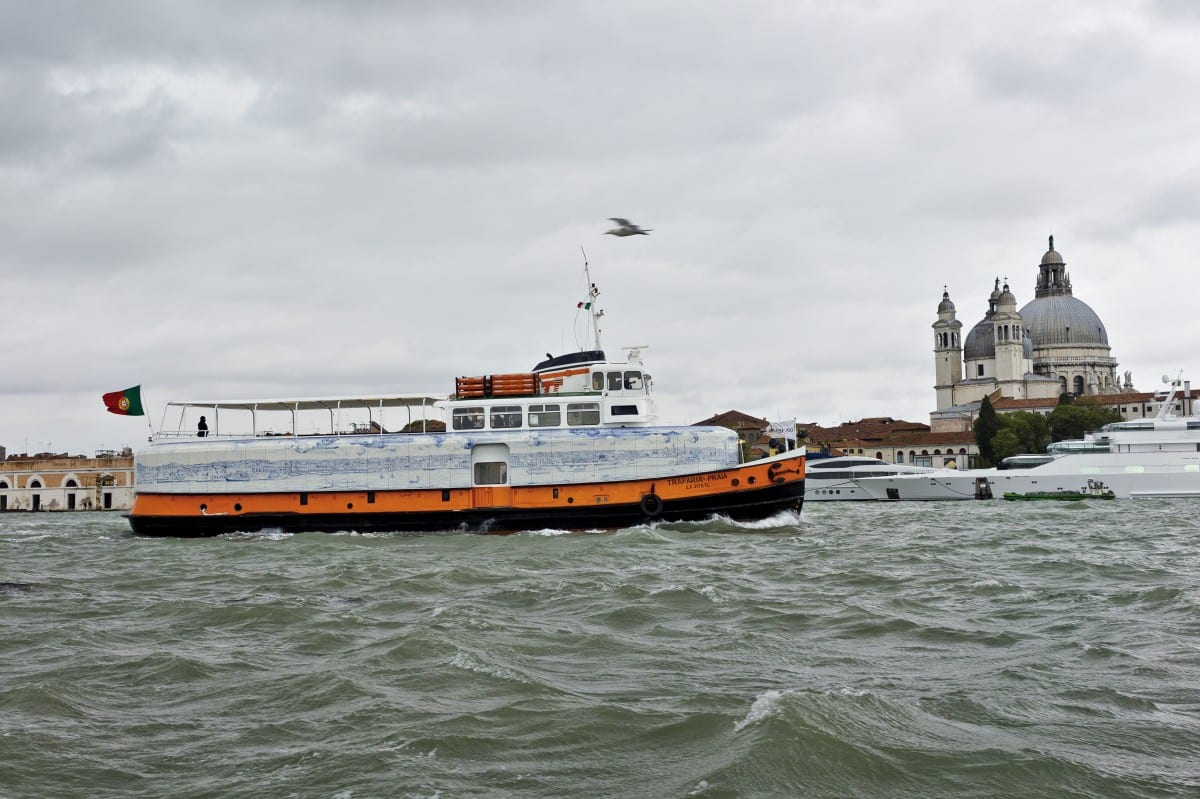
489, 405, 522, 429
528, 404, 561, 427
607, 372, 623, 391
624, 371, 643, 390
452, 407, 485, 430
592, 372, 605, 390
567, 402, 600, 426
474, 462, 508, 485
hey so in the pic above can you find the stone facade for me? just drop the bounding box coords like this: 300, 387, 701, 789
0, 452, 134, 512
934, 237, 1122, 414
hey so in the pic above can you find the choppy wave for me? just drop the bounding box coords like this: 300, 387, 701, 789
2, 502, 1199, 798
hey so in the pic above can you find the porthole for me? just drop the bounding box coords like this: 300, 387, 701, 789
731, 478, 740, 487
748, 476, 757, 485
199, 503, 207, 512
567, 497, 574, 504
347, 502, 353, 510
233, 503, 242, 512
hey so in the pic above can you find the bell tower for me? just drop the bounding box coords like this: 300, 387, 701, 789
933, 288, 963, 410
993, 280, 1025, 396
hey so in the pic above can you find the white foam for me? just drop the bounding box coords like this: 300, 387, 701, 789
726, 509, 804, 530
734, 688, 787, 731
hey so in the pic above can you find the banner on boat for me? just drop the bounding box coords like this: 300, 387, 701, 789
767, 419, 797, 442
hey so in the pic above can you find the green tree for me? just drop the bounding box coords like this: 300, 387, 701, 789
973, 395, 1000, 467
991, 428, 1022, 461
1000, 410, 1051, 454
1048, 403, 1122, 442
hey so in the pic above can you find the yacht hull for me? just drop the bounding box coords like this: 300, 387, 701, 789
854, 451, 1200, 500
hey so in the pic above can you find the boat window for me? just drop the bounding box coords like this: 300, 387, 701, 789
490, 406, 523, 429
452, 407, 485, 430
474, 462, 508, 485
567, 402, 600, 426
610, 405, 638, 416
624, 371, 643, 390
608, 372, 623, 391
592, 372, 605, 390
528, 404, 561, 427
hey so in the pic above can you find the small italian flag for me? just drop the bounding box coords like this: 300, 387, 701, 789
577, 301, 592, 309
102, 385, 145, 416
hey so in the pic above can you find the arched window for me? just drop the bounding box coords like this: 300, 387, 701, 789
921, 450, 929, 456
1059, 376, 1068, 394
65, 479, 78, 488
0, 480, 8, 489
959, 448, 967, 455
897, 452, 904, 463
29, 480, 41, 489
875, 452, 883, 460
1073, 375, 1085, 395
934, 449, 942, 455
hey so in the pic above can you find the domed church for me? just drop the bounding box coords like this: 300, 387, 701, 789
933, 237, 1129, 415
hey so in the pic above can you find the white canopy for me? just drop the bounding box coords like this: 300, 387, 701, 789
165, 395, 446, 412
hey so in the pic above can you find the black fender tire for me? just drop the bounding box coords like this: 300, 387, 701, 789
639, 493, 664, 517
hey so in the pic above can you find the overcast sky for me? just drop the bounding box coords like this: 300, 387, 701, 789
3, 0, 1199, 455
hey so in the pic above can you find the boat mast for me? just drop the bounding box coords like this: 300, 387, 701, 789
1156, 369, 1184, 420
580, 246, 604, 352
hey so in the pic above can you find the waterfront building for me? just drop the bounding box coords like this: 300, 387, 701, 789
0, 450, 135, 512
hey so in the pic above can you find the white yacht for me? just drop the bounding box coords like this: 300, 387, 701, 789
805, 456, 938, 501
852, 373, 1200, 500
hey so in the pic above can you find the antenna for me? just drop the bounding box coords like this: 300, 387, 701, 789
580, 246, 603, 352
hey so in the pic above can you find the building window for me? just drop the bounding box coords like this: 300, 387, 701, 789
914, 455, 933, 467
489, 406, 522, 429
1073, 376, 1085, 395
452, 407, 485, 430
977, 364, 984, 377
896, 452, 904, 463
567, 402, 600, 426
528, 404, 561, 427
473, 462, 508, 485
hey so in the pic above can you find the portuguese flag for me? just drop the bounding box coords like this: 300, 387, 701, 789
102, 385, 144, 416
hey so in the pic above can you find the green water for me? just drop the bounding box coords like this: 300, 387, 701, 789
2, 502, 1198, 798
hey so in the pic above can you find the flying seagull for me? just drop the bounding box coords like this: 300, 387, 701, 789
605, 217, 652, 237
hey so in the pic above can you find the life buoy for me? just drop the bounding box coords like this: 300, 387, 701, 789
639, 493, 664, 517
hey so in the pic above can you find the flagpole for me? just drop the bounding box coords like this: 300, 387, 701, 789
141, 386, 156, 442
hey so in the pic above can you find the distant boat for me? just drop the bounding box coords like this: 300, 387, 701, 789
1004, 479, 1116, 501
805, 456, 937, 501
852, 372, 1200, 500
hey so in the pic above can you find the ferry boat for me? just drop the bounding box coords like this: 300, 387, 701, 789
127, 263, 805, 536
804, 456, 938, 501
851, 373, 1200, 501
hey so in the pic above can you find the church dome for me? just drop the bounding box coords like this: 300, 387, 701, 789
1018, 295, 1109, 347
963, 316, 994, 361
937, 290, 955, 313
1021, 236, 1109, 348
